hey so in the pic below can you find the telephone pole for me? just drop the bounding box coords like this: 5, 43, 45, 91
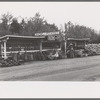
64, 33, 67, 58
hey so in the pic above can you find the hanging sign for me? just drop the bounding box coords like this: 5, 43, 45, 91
35, 32, 65, 41
35, 32, 59, 36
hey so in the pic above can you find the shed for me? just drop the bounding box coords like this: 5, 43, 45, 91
0, 35, 45, 59
0, 35, 62, 59
67, 38, 90, 49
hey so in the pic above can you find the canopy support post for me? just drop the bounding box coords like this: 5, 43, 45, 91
4, 41, 7, 59
40, 40, 42, 52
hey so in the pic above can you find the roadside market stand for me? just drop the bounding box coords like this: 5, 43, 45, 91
0, 35, 62, 60
67, 38, 90, 49
66, 38, 90, 57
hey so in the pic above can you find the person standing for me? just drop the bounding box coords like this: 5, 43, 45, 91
68, 43, 75, 58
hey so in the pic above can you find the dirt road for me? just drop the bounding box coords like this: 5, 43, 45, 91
1, 55, 100, 81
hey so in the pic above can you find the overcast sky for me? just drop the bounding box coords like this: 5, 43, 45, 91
0, 2, 100, 32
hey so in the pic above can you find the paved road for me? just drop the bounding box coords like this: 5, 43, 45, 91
1, 55, 100, 81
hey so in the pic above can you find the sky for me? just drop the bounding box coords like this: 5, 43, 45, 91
0, 2, 100, 32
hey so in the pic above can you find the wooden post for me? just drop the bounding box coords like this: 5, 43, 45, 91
1, 43, 3, 58
60, 42, 62, 50
40, 40, 42, 52
64, 40, 67, 58
84, 40, 86, 49
4, 41, 7, 59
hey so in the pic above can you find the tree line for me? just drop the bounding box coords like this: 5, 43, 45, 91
0, 12, 58, 36
0, 12, 100, 43
64, 21, 99, 43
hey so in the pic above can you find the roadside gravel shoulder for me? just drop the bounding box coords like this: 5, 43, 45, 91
0, 55, 100, 81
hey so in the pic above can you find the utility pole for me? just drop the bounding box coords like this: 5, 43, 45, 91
64, 23, 68, 59
60, 24, 67, 58
64, 33, 67, 58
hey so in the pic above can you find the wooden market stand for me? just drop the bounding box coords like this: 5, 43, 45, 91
0, 35, 62, 59
67, 38, 90, 49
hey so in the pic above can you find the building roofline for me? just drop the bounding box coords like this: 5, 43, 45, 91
67, 38, 90, 41
0, 35, 45, 40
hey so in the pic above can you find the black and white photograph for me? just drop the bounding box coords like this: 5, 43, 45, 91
0, 2, 100, 81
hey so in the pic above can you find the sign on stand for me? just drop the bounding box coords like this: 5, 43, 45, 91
35, 32, 59, 36
35, 32, 64, 41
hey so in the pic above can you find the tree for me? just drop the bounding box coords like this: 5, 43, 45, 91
21, 12, 58, 36
1, 12, 13, 25
64, 21, 99, 43
0, 12, 13, 36
10, 18, 22, 35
